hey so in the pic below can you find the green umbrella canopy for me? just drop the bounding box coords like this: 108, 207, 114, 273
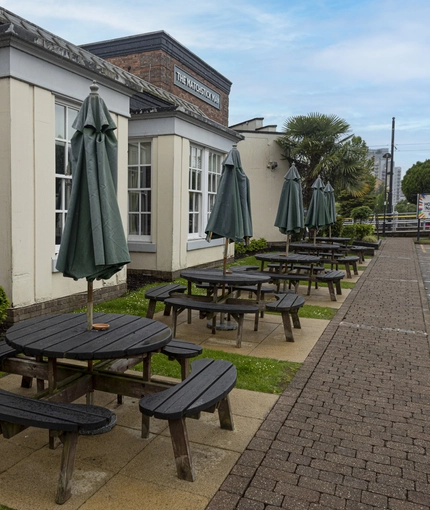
324, 181, 337, 226
205, 145, 253, 244
274, 164, 304, 235
56, 82, 130, 282
305, 176, 330, 231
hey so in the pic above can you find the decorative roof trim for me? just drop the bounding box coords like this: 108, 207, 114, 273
0, 8, 207, 118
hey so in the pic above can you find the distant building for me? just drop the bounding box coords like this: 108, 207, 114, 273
367, 148, 391, 181
393, 166, 404, 206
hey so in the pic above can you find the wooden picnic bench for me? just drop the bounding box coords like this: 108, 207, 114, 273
0, 389, 116, 504
335, 255, 359, 278
139, 358, 236, 481
145, 284, 187, 318
316, 270, 345, 301
265, 292, 305, 342
164, 295, 260, 348
349, 245, 366, 263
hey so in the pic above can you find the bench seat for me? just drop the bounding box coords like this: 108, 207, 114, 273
0, 341, 17, 364
261, 272, 311, 293
0, 389, 116, 504
316, 270, 345, 301
230, 265, 259, 272
164, 295, 260, 348
145, 284, 187, 319
139, 358, 236, 481
161, 339, 203, 380
265, 292, 305, 342
335, 256, 359, 278
349, 245, 366, 263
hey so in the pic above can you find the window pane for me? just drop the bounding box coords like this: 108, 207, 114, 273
129, 214, 139, 235
129, 192, 139, 213
128, 143, 138, 165
128, 167, 138, 188
141, 214, 151, 235
67, 108, 78, 140
65, 179, 72, 209
55, 104, 65, 139
141, 191, 151, 212
56, 178, 63, 209
140, 142, 151, 165
55, 141, 66, 175
55, 213, 63, 244
140, 167, 151, 188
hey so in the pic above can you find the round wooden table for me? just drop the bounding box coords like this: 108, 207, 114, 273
6, 313, 172, 360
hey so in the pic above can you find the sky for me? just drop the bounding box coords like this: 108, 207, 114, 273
3, 0, 430, 175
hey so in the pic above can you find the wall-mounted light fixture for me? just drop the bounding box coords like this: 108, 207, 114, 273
267, 161, 278, 170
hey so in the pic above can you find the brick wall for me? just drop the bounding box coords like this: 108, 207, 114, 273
106, 51, 229, 126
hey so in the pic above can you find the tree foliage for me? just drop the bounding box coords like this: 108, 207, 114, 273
276, 113, 374, 207
402, 160, 430, 204
395, 199, 416, 213
351, 206, 373, 223
337, 173, 377, 217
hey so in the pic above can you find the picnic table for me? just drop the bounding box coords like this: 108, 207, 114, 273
255, 252, 322, 295
2, 312, 237, 497
315, 236, 351, 245
166, 269, 272, 346
4, 312, 173, 400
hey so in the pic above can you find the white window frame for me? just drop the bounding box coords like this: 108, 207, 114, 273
188, 145, 223, 240
55, 101, 79, 253
128, 140, 152, 243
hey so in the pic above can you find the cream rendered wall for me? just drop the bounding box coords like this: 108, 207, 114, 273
9, 79, 128, 308
10, 79, 35, 307
0, 78, 12, 299
237, 133, 290, 244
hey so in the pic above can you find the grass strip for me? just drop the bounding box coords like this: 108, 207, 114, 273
134, 348, 301, 395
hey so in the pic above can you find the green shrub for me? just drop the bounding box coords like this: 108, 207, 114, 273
351, 206, 373, 223
0, 287, 9, 326
354, 224, 374, 240
321, 216, 344, 237
341, 224, 356, 242
235, 238, 267, 255
362, 235, 378, 243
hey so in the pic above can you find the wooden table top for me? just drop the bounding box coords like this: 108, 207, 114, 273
6, 313, 172, 360
315, 237, 351, 244
255, 253, 321, 263
289, 242, 342, 251
180, 268, 271, 286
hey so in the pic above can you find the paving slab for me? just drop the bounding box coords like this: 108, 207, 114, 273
0, 245, 388, 510
208, 238, 430, 510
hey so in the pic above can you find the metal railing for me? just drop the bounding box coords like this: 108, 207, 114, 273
344, 214, 429, 235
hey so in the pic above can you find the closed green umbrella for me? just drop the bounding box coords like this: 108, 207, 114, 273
56, 82, 130, 329
274, 164, 304, 254
305, 176, 330, 244
324, 181, 336, 237
205, 145, 253, 273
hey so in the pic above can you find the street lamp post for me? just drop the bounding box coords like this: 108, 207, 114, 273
382, 152, 391, 236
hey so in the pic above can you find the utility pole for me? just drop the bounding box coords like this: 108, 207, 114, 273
387, 117, 395, 230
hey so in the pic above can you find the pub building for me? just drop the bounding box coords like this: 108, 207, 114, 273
0, 8, 287, 323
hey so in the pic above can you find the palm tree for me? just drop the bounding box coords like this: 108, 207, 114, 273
276, 113, 373, 207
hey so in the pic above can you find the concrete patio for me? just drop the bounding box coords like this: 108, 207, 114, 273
0, 262, 369, 509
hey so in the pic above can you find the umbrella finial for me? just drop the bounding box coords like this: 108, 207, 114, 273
90, 81, 99, 95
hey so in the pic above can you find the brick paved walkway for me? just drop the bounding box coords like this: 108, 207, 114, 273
207, 238, 430, 510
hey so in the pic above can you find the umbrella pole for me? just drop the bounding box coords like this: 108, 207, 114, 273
329, 225, 332, 238
313, 230, 317, 245
223, 238, 228, 274
87, 281, 93, 331
286, 235, 290, 256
